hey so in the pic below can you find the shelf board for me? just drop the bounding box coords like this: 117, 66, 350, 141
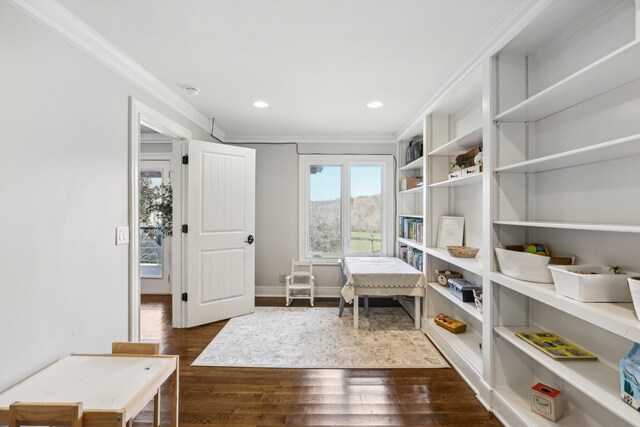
494, 384, 605, 427
495, 133, 640, 173
398, 157, 424, 172
399, 186, 424, 195
428, 127, 483, 156
495, 40, 640, 122
429, 173, 482, 188
424, 247, 483, 276
491, 272, 640, 343
428, 282, 482, 323
495, 326, 640, 426
494, 219, 640, 234
426, 319, 482, 375
398, 237, 425, 251
398, 214, 424, 219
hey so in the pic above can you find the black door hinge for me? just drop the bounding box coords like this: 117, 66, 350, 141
182, 224, 188, 233
181, 292, 188, 302
182, 155, 189, 165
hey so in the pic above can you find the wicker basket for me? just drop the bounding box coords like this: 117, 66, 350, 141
446, 246, 479, 258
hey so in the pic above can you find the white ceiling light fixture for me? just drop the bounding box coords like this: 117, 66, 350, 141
185, 87, 200, 96
367, 101, 383, 109
253, 100, 269, 108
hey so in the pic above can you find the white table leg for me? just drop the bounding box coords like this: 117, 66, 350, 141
414, 296, 420, 329
353, 295, 359, 329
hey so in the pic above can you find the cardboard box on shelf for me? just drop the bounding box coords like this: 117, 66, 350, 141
400, 177, 423, 191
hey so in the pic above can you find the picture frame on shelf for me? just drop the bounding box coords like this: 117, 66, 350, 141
436, 216, 464, 248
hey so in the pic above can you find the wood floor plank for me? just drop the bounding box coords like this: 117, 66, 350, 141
134, 295, 501, 427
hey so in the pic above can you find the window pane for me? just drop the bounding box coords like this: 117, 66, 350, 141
308, 165, 342, 254
140, 170, 163, 278
350, 166, 382, 253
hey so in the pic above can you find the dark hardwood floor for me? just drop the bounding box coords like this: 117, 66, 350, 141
138, 295, 501, 427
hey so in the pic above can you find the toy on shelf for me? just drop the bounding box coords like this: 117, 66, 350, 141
531, 383, 563, 421
435, 269, 462, 286
516, 331, 597, 360
621, 343, 640, 410
525, 243, 551, 256
434, 313, 467, 334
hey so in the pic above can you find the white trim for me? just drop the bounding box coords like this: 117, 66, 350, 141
225, 135, 397, 144
396, 0, 554, 141
298, 155, 394, 262
129, 98, 192, 341
8, 0, 226, 140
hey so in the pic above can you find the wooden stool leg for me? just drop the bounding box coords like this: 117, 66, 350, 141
153, 391, 160, 427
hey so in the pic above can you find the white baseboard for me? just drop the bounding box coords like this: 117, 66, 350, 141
256, 285, 341, 298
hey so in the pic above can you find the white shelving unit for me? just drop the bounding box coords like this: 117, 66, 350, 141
394, 1, 640, 425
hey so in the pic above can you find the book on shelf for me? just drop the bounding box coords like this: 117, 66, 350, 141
515, 331, 598, 360
400, 217, 424, 243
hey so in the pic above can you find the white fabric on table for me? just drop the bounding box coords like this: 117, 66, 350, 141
340, 257, 425, 303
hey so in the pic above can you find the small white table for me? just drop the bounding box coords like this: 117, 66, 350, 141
341, 257, 425, 329
0, 353, 178, 427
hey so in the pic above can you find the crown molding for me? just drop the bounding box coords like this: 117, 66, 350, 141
224, 134, 397, 144
9, 0, 226, 141
396, 0, 554, 141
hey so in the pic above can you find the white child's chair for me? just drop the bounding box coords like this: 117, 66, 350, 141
286, 258, 315, 306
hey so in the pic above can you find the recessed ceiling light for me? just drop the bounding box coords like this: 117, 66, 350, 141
367, 101, 383, 109
185, 87, 200, 96
253, 101, 269, 108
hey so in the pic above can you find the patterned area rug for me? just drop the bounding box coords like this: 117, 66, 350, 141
192, 307, 449, 369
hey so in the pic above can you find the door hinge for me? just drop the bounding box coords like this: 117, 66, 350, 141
181, 292, 188, 302
182, 224, 188, 233
182, 155, 189, 165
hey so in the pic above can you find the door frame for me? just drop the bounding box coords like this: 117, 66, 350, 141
129, 98, 192, 341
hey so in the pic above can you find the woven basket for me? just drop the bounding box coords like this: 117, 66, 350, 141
447, 246, 479, 258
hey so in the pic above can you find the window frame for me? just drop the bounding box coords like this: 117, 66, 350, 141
298, 155, 394, 264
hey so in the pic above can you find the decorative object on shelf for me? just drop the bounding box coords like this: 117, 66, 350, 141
473, 289, 483, 313
434, 313, 467, 334
399, 177, 423, 191
621, 343, 640, 410
495, 247, 574, 283
436, 216, 464, 248
448, 278, 481, 302
473, 150, 483, 168
515, 331, 597, 360
435, 269, 463, 286
448, 145, 483, 180
531, 383, 563, 421
548, 265, 638, 302
405, 135, 423, 165
610, 265, 623, 274
628, 277, 640, 321
446, 246, 479, 258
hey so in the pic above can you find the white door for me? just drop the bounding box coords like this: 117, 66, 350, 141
185, 140, 255, 327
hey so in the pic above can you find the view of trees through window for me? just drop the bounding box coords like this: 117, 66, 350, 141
308, 164, 382, 255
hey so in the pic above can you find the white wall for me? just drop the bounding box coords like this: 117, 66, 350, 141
0, 3, 213, 391
241, 142, 397, 297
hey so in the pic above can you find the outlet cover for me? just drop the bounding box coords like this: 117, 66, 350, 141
279, 273, 287, 283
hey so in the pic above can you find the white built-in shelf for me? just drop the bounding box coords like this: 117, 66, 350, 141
398, 214, 424, 219
429, 173, 482, 188
428, 127, 483, 156
426, 319, 482, 375
495, 40, 640, 122
424, 247, 483, 276
428, 282, 483, 323
399, 186, 424, 195
491, 272, 640, 343
494, 219, 640, 234
398, 237, 425, 251
495, 133, 640, 174
493, 384, 604, 427
398, 157, 424, 171
495, 326, 640, 426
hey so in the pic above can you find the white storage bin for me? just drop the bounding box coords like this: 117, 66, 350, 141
495, 248, 575, 284
548, 265, 639, 302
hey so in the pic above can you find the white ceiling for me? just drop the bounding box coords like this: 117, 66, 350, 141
58, 0, 524, 141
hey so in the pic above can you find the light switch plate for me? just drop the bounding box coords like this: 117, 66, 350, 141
116, 227, 129, 245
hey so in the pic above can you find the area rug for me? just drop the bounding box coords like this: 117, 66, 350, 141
192, 307, 449, 369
